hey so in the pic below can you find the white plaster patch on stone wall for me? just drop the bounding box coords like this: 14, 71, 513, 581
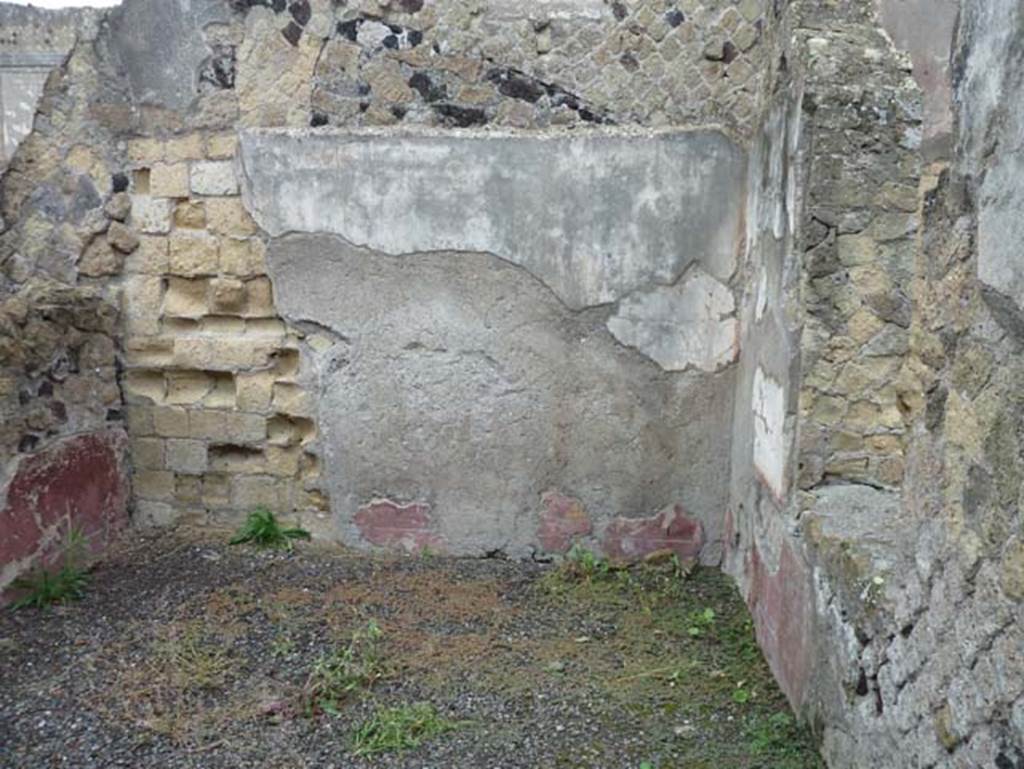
978, 143, 1024, 309
755, 266, 768, 323
239, 129, 747, 311
0, 68, 52, 164
606, 268, 738, 373
752, 366, 786, 499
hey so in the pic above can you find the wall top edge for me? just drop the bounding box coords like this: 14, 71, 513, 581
237, 125, 744, 143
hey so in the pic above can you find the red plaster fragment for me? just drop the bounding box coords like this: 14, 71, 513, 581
746, 542, 811, 708
538, 490, 592, 553
602, 503, 705, 563
354, 499, 444, 554
1, 430, 129, 600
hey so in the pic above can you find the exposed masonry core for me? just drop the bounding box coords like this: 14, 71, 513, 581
0, 0, 1022, 766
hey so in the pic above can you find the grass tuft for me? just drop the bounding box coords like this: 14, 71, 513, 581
745, 711, 825, 768
352, 702, 462, 755
12, 527, 90, 609
229, 508, 311, 550
303, 620, 385, 716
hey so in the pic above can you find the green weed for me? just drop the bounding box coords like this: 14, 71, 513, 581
304, 620, 384, 715
565, 544, 612, 581
271, 633, 296, 659
745, 711, 826, 768
687, 607, 717, 638
12, 527, 90, 609
230, 508, 311, 550
351, 702, 461, 755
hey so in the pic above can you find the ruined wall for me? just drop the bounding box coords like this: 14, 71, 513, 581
0, 5, 92, 172
4, 0, 1021, 763
728, 0, 1024, 766
1, 0, 784, 582
0, 8, 130, 597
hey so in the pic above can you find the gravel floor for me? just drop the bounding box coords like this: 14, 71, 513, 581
0, 529, 824, 768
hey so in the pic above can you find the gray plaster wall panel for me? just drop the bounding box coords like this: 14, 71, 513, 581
878, 0, 957, 158
109, 0, 229, 111
269, 234, 735, 557
239, 128, 747, 310
957, 0, 1024, 313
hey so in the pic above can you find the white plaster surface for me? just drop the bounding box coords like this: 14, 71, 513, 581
239, 128, 747, 311
606, 268, 738, 372
752, 366, 786, 499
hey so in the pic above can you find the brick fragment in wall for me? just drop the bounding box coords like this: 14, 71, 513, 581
151, 406, 190, 438
164, 135, 205, 163
123, 369, 165, 404
271, 382, 312, 417
205, 133, 238, 159
242, 276, 276, 316
232, 474, 292, 511
125, 237, 169, 274
131, 196, 173, 234
134, 500, 177, 527
105, 192, 131, 221
190, 161, 240, 196
78, 237, 123, 277
247, 318, 287, 336
220, 238, 267, 275
171, 337, 280, 371
210, 277, 247, 313
130, 437, 165, 470
174, 201, 206, 229
169, 233, 219, 276
206, 198, 257, 236
134, 469, 176, 500
163, 277, 209, 318
107, 222, 140, 254
201, 316, 247, 334
165, 439, 208, 474
235, 370, 276, 411
266, 415, 315, 446
149, 162, 190, 198
164, 371, 214, 405
190, 410, 266, 444
175, 475, 202, 504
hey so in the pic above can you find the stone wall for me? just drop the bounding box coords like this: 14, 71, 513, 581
0, 7, 130, 599
726, 1, 1024, 767
2, 0, 784, 580
2, 0, 1023, 764
0, 5, 93, 172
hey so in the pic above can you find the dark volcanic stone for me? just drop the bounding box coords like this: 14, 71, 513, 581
433, 103, 488, 127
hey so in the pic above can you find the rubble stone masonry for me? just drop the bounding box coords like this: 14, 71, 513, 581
0, 0, 1022, 765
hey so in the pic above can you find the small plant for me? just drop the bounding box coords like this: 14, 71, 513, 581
744, 710, 824, 768
732, 683, 752, 704
687, 607, 717, 638
230, 508, 311, 550
564, 544, 611, 581
271, 633, 296, 659
351, 702, 461, 755
154, 623, 232, 691
12, 527, 90, 609
304, 620, 384, 715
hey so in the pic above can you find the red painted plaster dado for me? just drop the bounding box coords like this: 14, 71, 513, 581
1, 430, 130, 599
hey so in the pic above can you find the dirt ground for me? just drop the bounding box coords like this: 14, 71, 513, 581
0, 529, 824, 768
